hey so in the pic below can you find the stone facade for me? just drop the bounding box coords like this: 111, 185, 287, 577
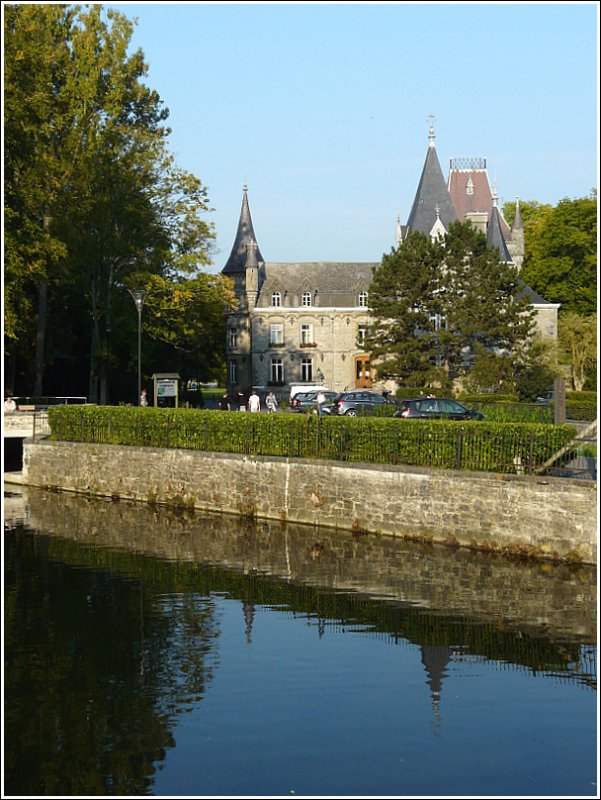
21, 439, 597, 564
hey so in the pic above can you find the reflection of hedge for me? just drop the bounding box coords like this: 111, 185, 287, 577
48, 405, 576, 475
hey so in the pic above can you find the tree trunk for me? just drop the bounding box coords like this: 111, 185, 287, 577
33, 278, 48, 396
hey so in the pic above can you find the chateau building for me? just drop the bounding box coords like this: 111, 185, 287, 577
222, 123, 559, 399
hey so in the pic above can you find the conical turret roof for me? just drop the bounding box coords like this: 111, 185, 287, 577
406, 125, 456, 237
487, 198, 513, 263
222, 185, 264, 275
511, 196, 523, 232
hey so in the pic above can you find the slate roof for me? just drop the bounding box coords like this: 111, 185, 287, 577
512, 198, 524, 232
518, 279, 557, 306
406, 141, 456, 236
255, 262, 377, 308
222, 187, 265, 275
486, 204, 513, 263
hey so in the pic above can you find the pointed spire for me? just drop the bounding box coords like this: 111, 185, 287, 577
406, 121, 456, 236
487, 201, 513, 263
428, 114, 436, 148
512, 193, 523, 232
222, 184, 265, 275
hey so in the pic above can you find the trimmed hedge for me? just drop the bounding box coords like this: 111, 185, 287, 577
47, 405, 577, 476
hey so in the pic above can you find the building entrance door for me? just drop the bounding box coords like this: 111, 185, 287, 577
355, 356, 372, 388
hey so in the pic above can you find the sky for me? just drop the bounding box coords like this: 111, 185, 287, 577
108, 1, 599, 270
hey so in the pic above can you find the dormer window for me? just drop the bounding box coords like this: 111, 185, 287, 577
358, 291, 368, 308
466, 177, 474, 196
271, 291, 282, 307
302, 291, 312, 307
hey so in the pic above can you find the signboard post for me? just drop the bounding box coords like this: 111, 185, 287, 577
152, 373, 180, 408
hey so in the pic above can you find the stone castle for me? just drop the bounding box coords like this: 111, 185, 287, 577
222, 122, 559, 399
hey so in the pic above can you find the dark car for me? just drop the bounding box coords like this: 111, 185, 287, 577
394, 397, 485, 420
330, 390, 400, 417
291, 390, 338, 413
288, 389, 338, 411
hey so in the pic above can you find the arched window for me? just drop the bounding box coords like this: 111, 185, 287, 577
358, 291, 368, 307
271, 291, 282, 307
302, 291, 312, 307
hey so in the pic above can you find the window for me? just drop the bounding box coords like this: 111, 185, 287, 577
301, 357, 313, 382
270, 323, 284, 345
228, 360, 237, 384
430, 313, 447, 331
270, 358, 284, 384
271, 291, 282, 307
228, 328, 238, 348
300, 323, 313, 345
302, 291, 312, 307
357, 324, 368, 344
358, 291, 368, 307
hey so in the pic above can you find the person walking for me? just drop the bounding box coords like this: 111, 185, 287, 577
315, 389, 326, 416
248, 390, 261, 413
266, 391, 278, 413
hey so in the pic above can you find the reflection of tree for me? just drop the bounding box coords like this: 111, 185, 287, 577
3, 532, 219, 796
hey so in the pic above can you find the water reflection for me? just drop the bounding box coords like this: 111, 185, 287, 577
3, 487, 597, 797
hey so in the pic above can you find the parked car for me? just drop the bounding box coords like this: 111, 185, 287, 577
535, 391, 554, 405
330, 390, 400, 417
290, 390, 338, 413
394, 398, 485, 420
288, 385, 330, 409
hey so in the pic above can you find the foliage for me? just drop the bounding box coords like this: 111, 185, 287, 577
365, 232, 442, 384
515, 193, 597, 315
557, 312, 597, 392
48, 405, 576, 476
4, 5, 223, 403
366, 224, 534, 387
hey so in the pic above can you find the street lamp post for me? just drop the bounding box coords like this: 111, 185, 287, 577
128, 289, 148, 405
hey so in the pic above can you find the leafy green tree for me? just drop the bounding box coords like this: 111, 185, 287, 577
365, 233, 442, 385
516, 193, 597, 315
4, 5, 220, 403
558, 312, 597, 391
367, 223, 535, 386
435, 222, 534, 377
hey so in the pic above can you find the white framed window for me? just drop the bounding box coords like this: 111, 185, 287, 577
270, 323, 284, 345
302, 291, 312, 307
357, 324, 368, 344
301, 357, 313, 382
270, 358, 284, 383
300, 323, 313, 345
228, 360, 237, 384
358, 291, 368, 308
271, 291, 282, 307
228, 328, 238, 348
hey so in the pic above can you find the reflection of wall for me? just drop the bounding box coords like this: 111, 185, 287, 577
21, 440, 597, 564
13, 486, 597, 644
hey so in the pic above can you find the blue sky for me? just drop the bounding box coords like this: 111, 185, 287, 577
109, 2, 599, 269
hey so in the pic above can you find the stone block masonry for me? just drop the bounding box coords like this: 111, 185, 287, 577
21, 439, 597, 564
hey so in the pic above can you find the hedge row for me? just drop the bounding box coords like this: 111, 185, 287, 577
47, 406, 577, 475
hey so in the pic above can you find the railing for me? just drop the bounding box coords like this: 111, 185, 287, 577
46, 408, 579, 477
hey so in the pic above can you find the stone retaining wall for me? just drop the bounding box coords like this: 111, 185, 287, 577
21, 439, 597, 564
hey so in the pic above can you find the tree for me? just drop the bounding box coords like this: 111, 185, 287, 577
365, 233, 442, 385
366, 223, 535, 386
558, 312, 597, 391
516, 193, 597, 315
4, 5, 220, 403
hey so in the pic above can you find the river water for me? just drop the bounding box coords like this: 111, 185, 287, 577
3, 486, 597, 798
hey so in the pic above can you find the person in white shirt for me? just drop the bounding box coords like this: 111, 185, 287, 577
4, 394, 17, 413
248, 391, 261, 413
